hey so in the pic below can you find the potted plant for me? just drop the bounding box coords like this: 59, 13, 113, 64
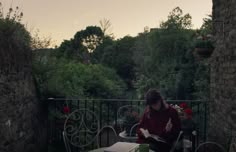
194, 35, 214, 57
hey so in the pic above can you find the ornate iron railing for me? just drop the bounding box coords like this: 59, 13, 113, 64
46, 98, 208, 152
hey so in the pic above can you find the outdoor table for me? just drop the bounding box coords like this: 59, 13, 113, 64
89, 147, 107, 152
89, 147, 154, 152
89, 142, 154, 152
119, 131, 138, 142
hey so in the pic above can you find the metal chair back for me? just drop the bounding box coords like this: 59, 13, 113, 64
229, 131, 236, 152
63, 108, 99, 151
194, 141, 227, 152
170, 131, 184, 152
117, 105, 143, 135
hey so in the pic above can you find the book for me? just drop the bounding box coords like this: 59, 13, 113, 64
104, 142, 139, 152
140, 128, 166, 143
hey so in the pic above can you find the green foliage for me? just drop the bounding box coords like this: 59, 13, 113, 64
0, 4, 30, 49
195, 38, 214, 49
194, 15, 214, 49
134, 28, 195, 99
33, 26, 128, 99
48, 62, 126, 98
33, 52, 126, 98
90, 36, 114, 63
200, 15, 213, 36
56, 40, 75, 58
133, 7, 197, 100
192, 62, 210, 99
32, 49, 59, 97
100, 36, 136, 90
191, 15, 213, 99
57, 26, 104, 62
0, 4, 31, 71
160, 7, 192, 30
30, 29, 54, 50
73, 26, 104, 52
0, 3, 23, 22
32, 6, 212, 101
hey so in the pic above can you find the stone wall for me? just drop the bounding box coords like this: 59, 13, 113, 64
209, 0, 236, 146
0, 40, 47, 151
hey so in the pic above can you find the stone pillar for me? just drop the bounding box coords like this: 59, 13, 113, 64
0, 23, 47, 151
209, 0, 236, 146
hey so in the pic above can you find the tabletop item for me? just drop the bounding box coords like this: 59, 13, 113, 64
139, 144, 149, 152
104, 142, 139, 152
88, 142, 154, 152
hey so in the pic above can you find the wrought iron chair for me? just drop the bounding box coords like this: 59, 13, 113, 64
96, 125, 118, 148
194, 141, 227, 152
117, 105, 143, 142
62, 108, 118, 152
179, 130, 197, 152
229, 131, 236, 152
229, 142, 236, 152
194, 131, 235, 152
169, 130, 184, 152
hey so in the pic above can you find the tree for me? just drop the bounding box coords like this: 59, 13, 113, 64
73, 26, 104, 52
90, 36, 114, 64
57, 26, 104, 63
134, 7, 195, 99
132, 32, 153, 97
56, 39, 76, 59
30, 28, 55, 50
99, 18, 114, 38
200, 15, 212, 35
38, 61, 126, 98
160, 7, 192, 30
101, 36, 136, 90
192, 15, 213, 100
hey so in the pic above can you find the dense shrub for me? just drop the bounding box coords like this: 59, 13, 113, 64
33, 53, 126, 98
0, 5, 31, 70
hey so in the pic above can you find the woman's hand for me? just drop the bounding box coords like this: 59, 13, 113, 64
165, 118, 173, 132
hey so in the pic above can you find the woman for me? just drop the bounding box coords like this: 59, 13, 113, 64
137, 89, 181, 152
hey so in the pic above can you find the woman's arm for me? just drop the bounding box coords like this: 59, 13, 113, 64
136, 107, 149, 143
160, 108, 181, 143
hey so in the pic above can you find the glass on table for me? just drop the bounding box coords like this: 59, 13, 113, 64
138, 144, 149, 152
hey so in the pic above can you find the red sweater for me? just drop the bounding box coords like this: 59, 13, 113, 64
137, 105, 181, 144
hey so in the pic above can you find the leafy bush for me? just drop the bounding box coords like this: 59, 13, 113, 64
0, 4, 32, 71
33, 54, 127, 99
195, 38, 214, 49
0, 5, 30, 48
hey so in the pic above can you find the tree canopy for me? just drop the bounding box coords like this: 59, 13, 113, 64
32, 7, 212, 100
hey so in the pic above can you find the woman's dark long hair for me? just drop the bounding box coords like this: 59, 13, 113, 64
145, 89, 166, 114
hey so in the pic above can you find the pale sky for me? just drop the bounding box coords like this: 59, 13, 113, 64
2, 0, 212, 46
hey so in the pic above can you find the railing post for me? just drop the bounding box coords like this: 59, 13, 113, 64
204, 101, 207, 142
99, 100, 102, 147
107, 101, 110, 145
